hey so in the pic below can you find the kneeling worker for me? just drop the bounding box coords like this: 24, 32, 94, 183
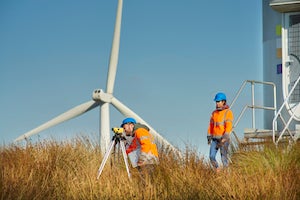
121, 117, 159, 173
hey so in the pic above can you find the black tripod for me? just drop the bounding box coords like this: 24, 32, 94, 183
97, 133, 131, 179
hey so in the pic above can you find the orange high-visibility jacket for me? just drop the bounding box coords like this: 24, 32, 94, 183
126, 123, 158, 158
207, 107, 233, 140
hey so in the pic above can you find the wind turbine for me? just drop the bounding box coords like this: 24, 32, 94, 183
15, 0, 178, 154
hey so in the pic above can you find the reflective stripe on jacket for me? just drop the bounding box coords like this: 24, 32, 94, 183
207, 108, 233, 140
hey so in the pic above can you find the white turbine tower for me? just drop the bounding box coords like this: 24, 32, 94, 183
15, 0, 178, 155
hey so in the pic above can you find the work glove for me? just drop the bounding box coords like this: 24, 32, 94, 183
207, 136, 212, 145
137, 152, 149, 166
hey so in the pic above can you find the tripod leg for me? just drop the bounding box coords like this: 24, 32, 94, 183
120, 141, 131, 179
114, 141, 120, 165
97, 140, 116, 179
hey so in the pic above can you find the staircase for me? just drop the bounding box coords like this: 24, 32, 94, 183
272, 74, 300, 146
230, 79, 300, 146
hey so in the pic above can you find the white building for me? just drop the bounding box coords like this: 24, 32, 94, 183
262, 0, 300, 144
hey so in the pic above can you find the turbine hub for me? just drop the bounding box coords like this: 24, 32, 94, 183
92, 89, 113, 103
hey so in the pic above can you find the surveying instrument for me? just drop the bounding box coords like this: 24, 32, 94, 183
96, 128, 131, 180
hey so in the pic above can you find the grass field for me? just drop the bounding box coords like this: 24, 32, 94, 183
1, 137, 299, 199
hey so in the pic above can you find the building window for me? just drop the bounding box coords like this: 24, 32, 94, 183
287, 14, 300, 103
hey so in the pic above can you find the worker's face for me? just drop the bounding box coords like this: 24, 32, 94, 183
216, 100, 225, 108
123, 123, 134, 136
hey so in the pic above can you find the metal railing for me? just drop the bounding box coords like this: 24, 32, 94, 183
272, 74, 300, 145
230, 80, 277, 144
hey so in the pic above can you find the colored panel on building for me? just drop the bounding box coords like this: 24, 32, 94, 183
276, 25, 282, 36
276, 48, 282, 58
277, 64, 282, 74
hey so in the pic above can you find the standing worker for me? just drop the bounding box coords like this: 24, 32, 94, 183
121, 117, 159, 176
207, 92, 234, 172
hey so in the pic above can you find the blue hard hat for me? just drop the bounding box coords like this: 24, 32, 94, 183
120, 117, 136, 127
214, 92, 227, 101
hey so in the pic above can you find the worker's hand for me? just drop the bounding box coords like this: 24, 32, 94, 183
137, 153, 147, 166
217, 139, 226, 148
207, 136, 212, 145
137, 160, 144, 166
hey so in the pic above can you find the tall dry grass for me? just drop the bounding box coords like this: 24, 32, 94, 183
1, 137, 299, 200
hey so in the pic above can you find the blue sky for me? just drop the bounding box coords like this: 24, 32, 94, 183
0, 1, 264, 158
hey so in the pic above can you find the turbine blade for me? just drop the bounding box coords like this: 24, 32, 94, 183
15, 100, 100, 142
111, 97, 181, 155
106, 0, 123, 94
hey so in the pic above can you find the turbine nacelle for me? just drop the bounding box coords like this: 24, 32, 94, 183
92, 89, 113, 103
